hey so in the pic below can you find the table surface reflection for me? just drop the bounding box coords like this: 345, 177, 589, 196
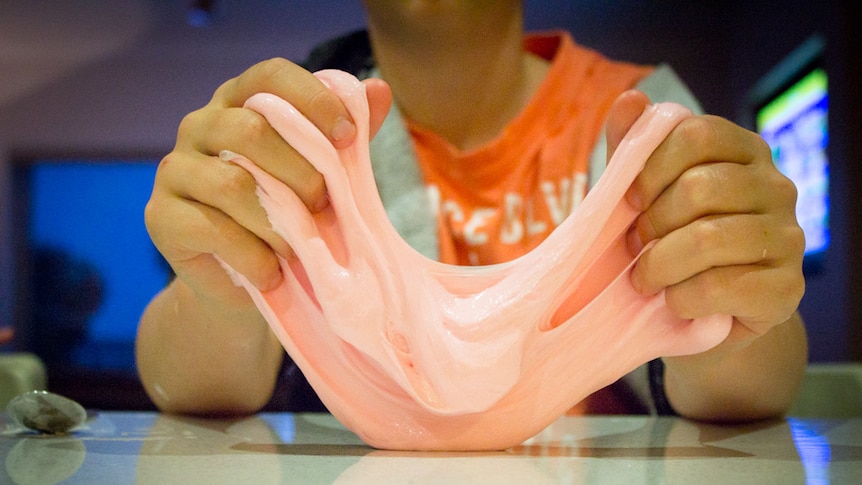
1, 411, 860, 484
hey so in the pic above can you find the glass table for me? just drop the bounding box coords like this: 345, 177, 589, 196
2, 411, 859, 484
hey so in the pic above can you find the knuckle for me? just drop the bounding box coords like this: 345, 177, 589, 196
142, 198, 162, 236
689, 218, 721, 254
775, 172, 799, 204
752, 133, 773, 160
175, 106, 223, 155
240, 110, 272, 142
769, 269, 806, 322
754, 144, 798, 201
146, 156, 179, 231
156, 149, 187, 173
674, 116, 716, 159
154, 152, 175, 178
176, 109, 204, 141
678, 115, 713, 139
142, 197, 187, 261
786, 224, 807, 258
216, 164, 256, 201
759, 161, 798, 200
251, 57, 295, 79
216, 108, 276, 153
675, 166, 714, 208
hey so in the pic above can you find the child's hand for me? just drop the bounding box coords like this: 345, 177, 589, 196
607, 90, 804, 351
144, 59, 391, 308
606, 90, 807, 420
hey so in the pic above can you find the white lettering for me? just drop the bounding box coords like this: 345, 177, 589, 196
442, 199, 464, 226
464, 208, 496, 246
426, 184, 441, 218
500, 193, 523, 244
541, 179, 570, 226
425, 173, 589, 250
572, 173, 587, 211
526, 197, 547, 236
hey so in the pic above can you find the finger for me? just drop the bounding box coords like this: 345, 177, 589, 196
145, 192, 284, 293
662, 263, 804, 331
157, 151, 295, 260
184, 106, 328, 213
363, 78, 393, 139
631, 212, 805, 296
628, 162, 766, 251
216, 58, 357, 148
606, 90, 651, 161
627, 115, 769, 211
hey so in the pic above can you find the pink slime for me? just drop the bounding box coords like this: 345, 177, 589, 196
222, 70, 732, 451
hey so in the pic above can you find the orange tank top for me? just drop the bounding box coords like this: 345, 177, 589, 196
408, 32, 653, 267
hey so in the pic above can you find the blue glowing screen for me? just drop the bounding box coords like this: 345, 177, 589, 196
26, 160, 168, 369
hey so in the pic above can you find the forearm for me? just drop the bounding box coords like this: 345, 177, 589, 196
135, 279, 284, 415
663, 312, 808, 422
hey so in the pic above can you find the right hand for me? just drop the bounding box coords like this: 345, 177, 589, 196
144, 58, 392, 310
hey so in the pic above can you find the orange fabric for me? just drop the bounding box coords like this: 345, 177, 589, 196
408, 32, 653, 267
407, 32, 654, 416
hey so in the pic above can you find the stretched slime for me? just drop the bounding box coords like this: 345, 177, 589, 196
222, 70, 732, 451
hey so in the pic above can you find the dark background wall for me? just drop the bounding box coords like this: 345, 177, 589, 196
0, 1, 858, 407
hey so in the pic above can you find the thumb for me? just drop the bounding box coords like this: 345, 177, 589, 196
606, 90, 651, 164
362, 78, 393, 139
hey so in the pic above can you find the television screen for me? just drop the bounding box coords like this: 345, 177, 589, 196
744, 34, 829, 269
756, 67, 829, 257
16, 159, 169, 371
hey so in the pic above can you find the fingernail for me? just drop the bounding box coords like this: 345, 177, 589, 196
630, 268, 645, 295
311, 193, 330, 213
259, 269, 284, 292
330, 117, 355, 143
627, 225, 645, 255
625, 188, 643, 210
219, 149, 238, 162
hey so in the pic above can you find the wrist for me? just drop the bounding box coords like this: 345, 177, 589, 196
661, 313, 807, 421
173, 276, 264, 326
138, 278, 282, 414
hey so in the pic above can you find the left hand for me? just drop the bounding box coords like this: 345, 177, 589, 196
607, 90, 805, 352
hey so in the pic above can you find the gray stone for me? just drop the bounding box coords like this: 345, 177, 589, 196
6, 390, 86, 434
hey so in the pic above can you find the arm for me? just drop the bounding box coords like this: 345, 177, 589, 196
607, 90, 808, 421
662, 312, 807, 421
136, 279, 285, 415
136, 58, 392, 415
